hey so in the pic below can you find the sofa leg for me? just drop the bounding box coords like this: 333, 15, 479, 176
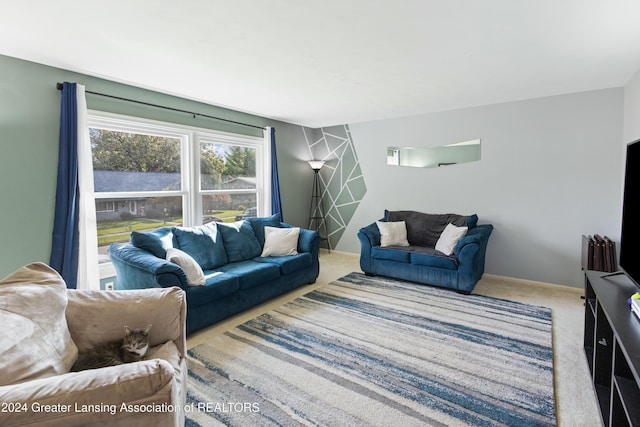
456, 289, 471, 295
364, 272, 376, 277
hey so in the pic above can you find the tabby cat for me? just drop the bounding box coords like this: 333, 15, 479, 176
71, 324, 152, 371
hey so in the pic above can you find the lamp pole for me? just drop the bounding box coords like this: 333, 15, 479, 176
307, 161, 330, 252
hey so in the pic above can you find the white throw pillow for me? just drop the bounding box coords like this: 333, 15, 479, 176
166, 247, 206, 286
261, 226, 300, 256
376, 221, 410, 247
0, 262, 78, 386
435, 223, 469, 256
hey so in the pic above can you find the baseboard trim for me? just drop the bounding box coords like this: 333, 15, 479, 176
482, 273, 582, 293
319, 248, 358, 257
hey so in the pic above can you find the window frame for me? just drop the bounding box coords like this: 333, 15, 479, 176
194, 131, 266, 225
87, 110, 270, 276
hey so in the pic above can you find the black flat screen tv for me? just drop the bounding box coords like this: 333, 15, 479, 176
619, 138, 640, 288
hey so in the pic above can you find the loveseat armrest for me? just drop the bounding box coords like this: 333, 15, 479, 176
358, 223, 382, 274
0, 359, 179, 427
109, 243, 188, 289
453, 224, 493, 292
453, 224, 493, 255
65, 286, 186, 357
452, 234, 481, 256
358, 222, 381, 248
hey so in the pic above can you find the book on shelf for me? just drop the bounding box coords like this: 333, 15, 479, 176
582, 235, 594, 270
582, 234, 618, 273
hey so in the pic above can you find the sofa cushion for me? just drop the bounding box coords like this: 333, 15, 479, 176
435, 223, 468, 256
386, 210, 475, 247
130, 227, 174, 258
218, 220, 262, 262
217, 261, 281, 290
467, 214, 479, 228
185, 272, 240, 307
0, 263, 78, 386
410, 248, 459, 270
172, 224, 227, 270
376, 221, 409, 247
371, 246, 411, 263
254, 252, 312, 275
246, 214, 281, 247
0, 359, 176, 426
165, 248, 205, 286
261, 226, 300, 256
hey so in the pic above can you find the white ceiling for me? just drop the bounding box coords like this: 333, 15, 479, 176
2, 0, 640, 128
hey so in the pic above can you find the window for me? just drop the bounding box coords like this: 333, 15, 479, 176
87, 112, 268, 276
198, 136, 260, 223
95, 201, 116, 212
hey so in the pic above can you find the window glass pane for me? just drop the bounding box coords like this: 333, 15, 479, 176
200, 142, 256, 190
97, 196, 183, 263
90, 128, 182, 192
202, 194, 256, 223
88, 112, 266, 283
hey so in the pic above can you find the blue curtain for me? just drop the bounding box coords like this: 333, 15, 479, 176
269, 127, 284, 221
49, 82, 80, 289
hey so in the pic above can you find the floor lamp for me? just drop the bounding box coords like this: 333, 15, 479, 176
307, 160, 330, 252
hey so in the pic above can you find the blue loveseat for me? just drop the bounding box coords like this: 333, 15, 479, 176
358, 210, 492, 294
109, 215, 320, 334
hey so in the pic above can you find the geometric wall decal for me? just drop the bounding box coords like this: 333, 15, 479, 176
302, 124, 366, 249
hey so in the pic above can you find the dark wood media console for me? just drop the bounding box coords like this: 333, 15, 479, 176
584, 270, 640, 427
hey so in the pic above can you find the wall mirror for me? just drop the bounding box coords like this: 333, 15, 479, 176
387, 139, 481, 168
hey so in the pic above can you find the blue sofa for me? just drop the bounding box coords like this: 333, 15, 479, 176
358, 210, 492, 294
109, 215, 320, 334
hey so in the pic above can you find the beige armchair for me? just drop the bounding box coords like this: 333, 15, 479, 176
0, 263, 187, 427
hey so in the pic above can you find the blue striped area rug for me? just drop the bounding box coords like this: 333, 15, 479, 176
186, 272, 555, 426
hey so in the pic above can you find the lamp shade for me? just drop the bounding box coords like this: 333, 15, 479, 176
307, 160, 325, 170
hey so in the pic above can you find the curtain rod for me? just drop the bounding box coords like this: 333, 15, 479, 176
56, 83, 266, 130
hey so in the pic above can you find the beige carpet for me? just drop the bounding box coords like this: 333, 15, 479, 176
188, 251, 602, 427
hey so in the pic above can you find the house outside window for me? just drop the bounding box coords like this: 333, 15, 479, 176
95, 200, 116, 213
87, 112, 268, 277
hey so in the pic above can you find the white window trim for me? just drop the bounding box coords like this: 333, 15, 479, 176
87, 110, 270, 280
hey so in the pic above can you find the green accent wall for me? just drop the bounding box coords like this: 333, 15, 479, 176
0, 54, 314, 277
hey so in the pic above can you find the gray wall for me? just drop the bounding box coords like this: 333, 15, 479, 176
0, 54, 312, 277
2, 51, 637, 289
340, 89, 624, 288
624, 69, 640, 144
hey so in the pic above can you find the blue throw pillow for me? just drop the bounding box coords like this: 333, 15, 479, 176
217, 220, 262, 262
246, 214, 281, 247
130, 227, 174, 258
172, 225, 228, 269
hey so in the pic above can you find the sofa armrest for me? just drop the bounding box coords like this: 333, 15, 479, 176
454, 224, 493, 291
358, 223, 382, 274
358, 222, 381, 248
0, 359, 178, 427
109, 243, 188, 289
453, 234, 481, 256
65, 286, 186, 357
297, 228, 320, 253
280, 223, 320, 254
454, 224, 493, 256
